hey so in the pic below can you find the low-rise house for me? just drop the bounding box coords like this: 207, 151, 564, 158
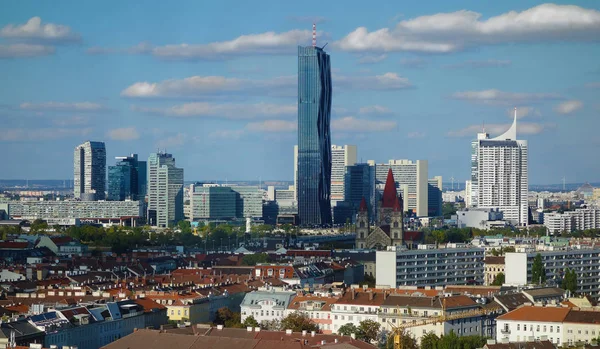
484, 256, 505, 286
285, 294, 339, 333
496, 306, 570, 345
330, 288, 384, 333
522, 288, 564, 305
240, 290, 295, 324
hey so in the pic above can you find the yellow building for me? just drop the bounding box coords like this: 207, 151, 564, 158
484, 256, 505, 286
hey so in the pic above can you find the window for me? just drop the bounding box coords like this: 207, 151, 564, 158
557, 326, 560, 333
360, 222, 365, 228
517, 325, 520, 331
524, 325, 527, 331
394, 222, 399, 228
178, 310, 181, 315
543, 326, 546, 332
537, 325, 540, 332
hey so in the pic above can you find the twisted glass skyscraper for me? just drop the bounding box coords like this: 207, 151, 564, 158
297, 45, 332, 226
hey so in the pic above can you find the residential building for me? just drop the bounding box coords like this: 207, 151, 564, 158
371, 159, 428, 217
428, 176, 443, 217
469, 109, 528, 226
108, 154, 146, 201
465, 180, 472, 207
484, 340, 555, 349
285, 294, 339, 334
74, 141, 106, 201
240, 290, 296, 324
544, 208, 600, 233
496, 306, 569, 345
297, 43, 332, 226
330, 145, 357, 205
505, 249, 600, 296
7, 200, 143, 226
376, 245, 485, 288
330, 289, 384, 333
484, 256, 505, 286
0, 318, 45, 348
147, 152, 184, 228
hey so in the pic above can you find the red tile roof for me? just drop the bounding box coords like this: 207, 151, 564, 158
497, 306, 570, 322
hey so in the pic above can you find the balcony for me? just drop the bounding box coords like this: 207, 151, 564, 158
501, 328, 511, 334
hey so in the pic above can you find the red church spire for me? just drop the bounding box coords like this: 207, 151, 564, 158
359, 197, 368, 212
381, 168, 399, 209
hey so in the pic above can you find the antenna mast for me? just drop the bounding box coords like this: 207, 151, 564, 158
312, 23, 316, 47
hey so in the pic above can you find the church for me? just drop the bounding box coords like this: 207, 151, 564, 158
355, 168, 423, 249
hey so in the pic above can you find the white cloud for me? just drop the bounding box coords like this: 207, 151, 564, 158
208, 129, 245, 139
332, 116, 397, 132
0, 17, 80, 43
358, 105, 392, 115
132, 102, 295, 119
0, 128, 91, 142
121, 75, 295, 98
0, 44, 54, 58
336, 4, 600, 53
444, 59, 511, 69
554, 100, 583, 114
447, 122, 550, 137
246, 120, 297, 132
156, 133, 186, 149
107, 127, 140, 141
407, 131, 425, 138
452, 89, 561, 105
20, 101, 106, 112
400, 58, 427, 68
335, 72, 412, 90
358, 54, 387, 64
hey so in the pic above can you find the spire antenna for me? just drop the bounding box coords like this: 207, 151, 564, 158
514, 107, 517, 120
312, 23, 316, 47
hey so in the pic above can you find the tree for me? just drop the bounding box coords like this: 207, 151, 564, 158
420, 332, 440, 349
337, 323, 359, 337
214, 307, 235, 325
383, 330, 417, 349
363, 274, 376, 288
280, 312, 319, 332
358, 319, 380, 343
242, 315, 259, 328
531, 253, 547, 284
492, 272, 505, 286
241, 253, 270, 266
561, 269, 578, 295
177, 220, 192, 234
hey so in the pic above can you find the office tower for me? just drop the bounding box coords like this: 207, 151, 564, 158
428, 176, 443, 217
344, 163, 376, 218
147, 152, 184, 227
293, 145, 298, 202
74, 141, 106, 201
230, 186, 263, 218
469, 108, 528, 226
371, 159, 428, 217
189, 184, 237, 221
330, 145, 357, 205
108, 154, 146, 201
296, 32, 332, 226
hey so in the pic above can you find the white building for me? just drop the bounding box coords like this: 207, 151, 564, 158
544, 208, 600, 233
147, 152, 184, 228
469, 109, 528, 226
370, 159, 429, 216
240, 290, 296, 324
74, 141, 106, 201
330, 289, 381, 333
456, 208, 506, 230
496, 306, 567, 345
330, 145, 357, 205
376, 245, 485, 288
505, 249, 600, 296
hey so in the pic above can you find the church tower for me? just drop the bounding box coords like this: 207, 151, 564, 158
379, 168, 404, 246
355, 197, 369, 249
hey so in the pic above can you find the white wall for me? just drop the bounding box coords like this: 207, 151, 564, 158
376, 250, 397, 288
505, 252, 528, 285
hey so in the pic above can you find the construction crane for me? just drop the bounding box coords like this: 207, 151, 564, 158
390, 300, 503, 349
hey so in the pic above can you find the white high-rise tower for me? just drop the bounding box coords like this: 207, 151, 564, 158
147, 152, 184, 228
330, 145, 357, 205
469, 108, 528, 226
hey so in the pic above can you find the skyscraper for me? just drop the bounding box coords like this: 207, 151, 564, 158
147, 152, 184, 227
74, 141, 106, 201
107, 154, 146, 201
330, 145, 357, 205
469, 108, 528, 226
296, 32, 332, 226
428, 176, 443, 217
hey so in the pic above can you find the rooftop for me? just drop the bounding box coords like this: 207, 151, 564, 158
496, 306, 570, 322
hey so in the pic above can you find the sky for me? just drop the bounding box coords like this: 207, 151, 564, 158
1, 1, 599, 185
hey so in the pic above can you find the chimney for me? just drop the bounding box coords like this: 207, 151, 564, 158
351, 291, 355, 300
335, 338, 339, 343
247, 327, 253, 332
321, 340, 326, 345
369, 292, 374, 301
254, 327, 261, 332
311, 331, 316, 337
286, 329, 292, 335
302, 330, 307, 336
217, 324, 223, 330
350, 333, 356, 339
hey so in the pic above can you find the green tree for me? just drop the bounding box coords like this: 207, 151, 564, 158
420, 332, 440, 349
492, 272, 505, 286
241, 253, 270, 266
531, 253, 547, 284
383, 330, 417, 349
242, 315, 259, 328
280, 312, 318, 332
337, 323, 359, 337
362, 274, 376, 288
561, 269, 578, 295
357, 319, 380, 342
177, 220, 192, 234
442, 203, 457, 220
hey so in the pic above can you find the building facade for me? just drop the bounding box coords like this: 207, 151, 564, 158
297, 44, 332, 226
147, 152, 184, 228
428, 176, 443, 217
469, 109, 528, 226
108, 154, 146, 201
74, 141, 106, 201
544, 208, 600, 233
330, 145, 357, 205
189, 184, 237, 221
230, 186, 263, 218
484, 256, 505, 286
240, 290, 296, 324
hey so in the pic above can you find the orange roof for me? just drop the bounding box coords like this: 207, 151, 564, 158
5, 304, 29, 314
134, 298, 166, 312
442, 295, 478, 309
497, 306, 570, 322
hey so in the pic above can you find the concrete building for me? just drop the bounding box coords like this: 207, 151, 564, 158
370, 159, 428, 217
428, 176, 443, 217
465, 180, 472, 207
147, 152, 184, 228
330, 145, 357, 205
240, 290, 296, 324
456, 208, 506, 230
544, 208, 600, 233
7, 200, 143, 226
230, 186, 263, 218
189, 184, 236, 221
505, 249, 600, 296
74, 141, 106, 201
376, 244, 485, 288
469, 109, 528, 226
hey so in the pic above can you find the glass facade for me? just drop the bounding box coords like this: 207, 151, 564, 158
107, 154, 146, 201
297, 45, 332, 226
343, 163, 376, 221
74, 141, 106, 201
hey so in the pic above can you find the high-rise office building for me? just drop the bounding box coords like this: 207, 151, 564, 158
344, 163, 376, 219
74, 141, 106, 201
428, 176, 443, 217
330, 145, 357, 205
107, 154, 146, 201
147, 152, 184, 227
296, 37, 332, 226
469, 109, 528, 226
370, 159, 429, 217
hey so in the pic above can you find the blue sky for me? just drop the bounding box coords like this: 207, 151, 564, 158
1, 1, 599, 184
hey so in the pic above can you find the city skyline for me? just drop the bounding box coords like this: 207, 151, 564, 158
1, 1, 600, 184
